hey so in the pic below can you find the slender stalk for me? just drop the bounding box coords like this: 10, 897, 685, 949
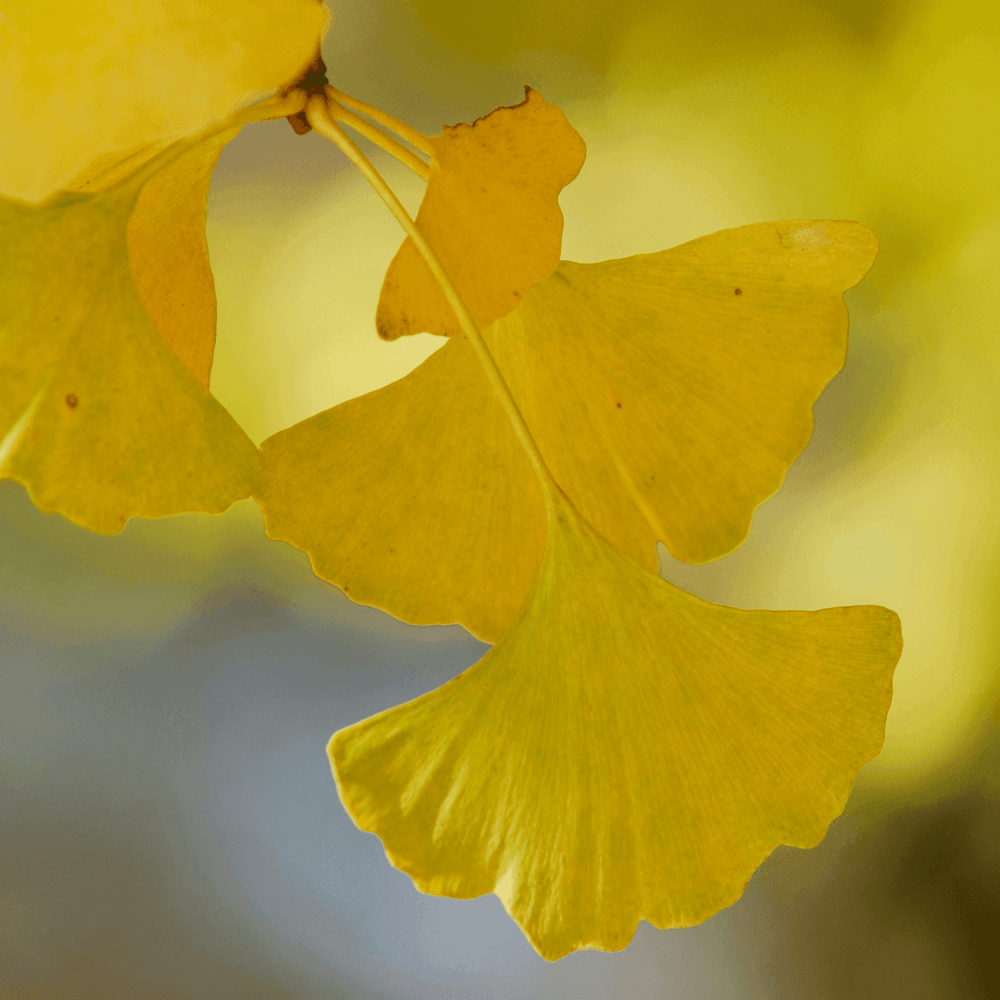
325, 86, 436, 158
306, 94, 561, 515
328, 100, 431, 180
79, 90, 308, 195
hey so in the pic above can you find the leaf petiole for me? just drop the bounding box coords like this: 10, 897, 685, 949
324, 86, 435, 159
326, 95, 431, 181
305, 93, 562, 519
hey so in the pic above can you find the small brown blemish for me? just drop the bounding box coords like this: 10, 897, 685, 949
616, 402, 622, 408
65, 393, 78, 409
734, 288, 742, 296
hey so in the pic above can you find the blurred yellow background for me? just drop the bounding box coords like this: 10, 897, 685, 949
2, 0, 998, 997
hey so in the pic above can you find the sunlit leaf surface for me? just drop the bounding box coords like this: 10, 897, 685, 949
376, 87, 586, 339
0, 0, 327, 202
0, 149, 258, 533
331, 498, 902, 960
260, 220, 875, 641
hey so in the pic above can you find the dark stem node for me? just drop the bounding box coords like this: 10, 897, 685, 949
285, 52, 330, 135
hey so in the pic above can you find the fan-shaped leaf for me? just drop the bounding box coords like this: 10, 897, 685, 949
260, 220, 875, 641
331, 498, 902, 960
376, 87, 586, 340
0, 142, 258, 533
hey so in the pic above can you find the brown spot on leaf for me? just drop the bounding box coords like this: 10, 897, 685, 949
65, 393, 78, 409
616, 402, 622, 408
734, 288, 742, 295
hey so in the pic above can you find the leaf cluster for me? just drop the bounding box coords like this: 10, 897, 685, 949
0, 2, 902, 960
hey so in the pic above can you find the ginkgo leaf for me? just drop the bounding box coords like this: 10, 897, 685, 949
330, 497, 902, 961
259, 220, 875, 642
126, 129, 234, 388
375, 87, 586, 340
0, 149, 258, 534
261, 335, 543, 641
0, 0, 328, 203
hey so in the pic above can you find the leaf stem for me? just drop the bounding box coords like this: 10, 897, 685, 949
78, 90, 310, 196
325, 86, 436, 158
306, 94, 561, 516
327, 99, 431, 181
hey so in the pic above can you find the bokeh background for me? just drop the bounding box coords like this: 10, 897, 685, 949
3, 0, 999, 996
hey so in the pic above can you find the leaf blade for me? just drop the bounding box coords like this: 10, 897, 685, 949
0, 0, 327, 202
376, 87, 587, 339
261, 220, 876, 640
331, 502, 902, 960
258, 337, 545, 639
0, 174, 258, 533
127, 128, 240, 388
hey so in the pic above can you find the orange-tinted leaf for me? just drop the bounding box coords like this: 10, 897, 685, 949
126, 129, 237, 387
375, 87, 586, 339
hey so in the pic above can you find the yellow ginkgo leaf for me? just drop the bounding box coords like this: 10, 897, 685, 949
260, 220, 875, 642
331, 498, 902, 961
126, 129, 234, 388
496, 220, 877, 567
260, 334, 543, 641
0, 0, 328, 203
0, 149, 258, 533
375, 87, 586, 340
